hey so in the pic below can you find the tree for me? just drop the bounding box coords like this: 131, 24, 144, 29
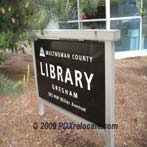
0, 0, 101, 53
0, 0, 38, 51
136, 0, 147, 17
0, 0, 77, 52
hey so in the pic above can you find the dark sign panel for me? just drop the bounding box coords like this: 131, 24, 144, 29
34, 39, 105, 128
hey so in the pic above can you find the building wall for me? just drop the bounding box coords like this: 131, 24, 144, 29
49, 0, 147, 52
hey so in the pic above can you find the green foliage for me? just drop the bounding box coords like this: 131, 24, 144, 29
136, 0, 147, 17
0, 0, 47, 50
0, 0, 103, 52
0, 74, 23, 95
0, 0, 78, 51
80, 0, 99, 16
0, 64, 30, 96
0, 52, 5, 65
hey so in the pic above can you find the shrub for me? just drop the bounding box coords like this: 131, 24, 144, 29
0, 64, 30, 96
0, 52, 5, 65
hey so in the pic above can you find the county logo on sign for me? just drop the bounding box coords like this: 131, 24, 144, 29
39, 47, 46, 57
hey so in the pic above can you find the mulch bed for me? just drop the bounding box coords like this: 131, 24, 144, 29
0, 53, 147, 147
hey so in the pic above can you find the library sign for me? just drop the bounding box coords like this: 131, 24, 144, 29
34, 39, 105, 127
33, 30, 120, 147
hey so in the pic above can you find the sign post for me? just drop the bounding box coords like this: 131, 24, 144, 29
32, 30, 120, 147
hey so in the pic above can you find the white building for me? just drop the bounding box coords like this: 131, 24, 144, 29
48, 0, 147, 57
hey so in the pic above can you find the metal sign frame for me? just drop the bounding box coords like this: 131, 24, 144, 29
32, 30, 120, 147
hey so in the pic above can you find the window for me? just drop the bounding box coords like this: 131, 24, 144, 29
55, 0, 147, 51
58, 0, 78, 21
59, 22, 78, 29
83, 21, 106, 29
111, 19, 140, 51
80, 0, 105, 19
110, 0, 139, 17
